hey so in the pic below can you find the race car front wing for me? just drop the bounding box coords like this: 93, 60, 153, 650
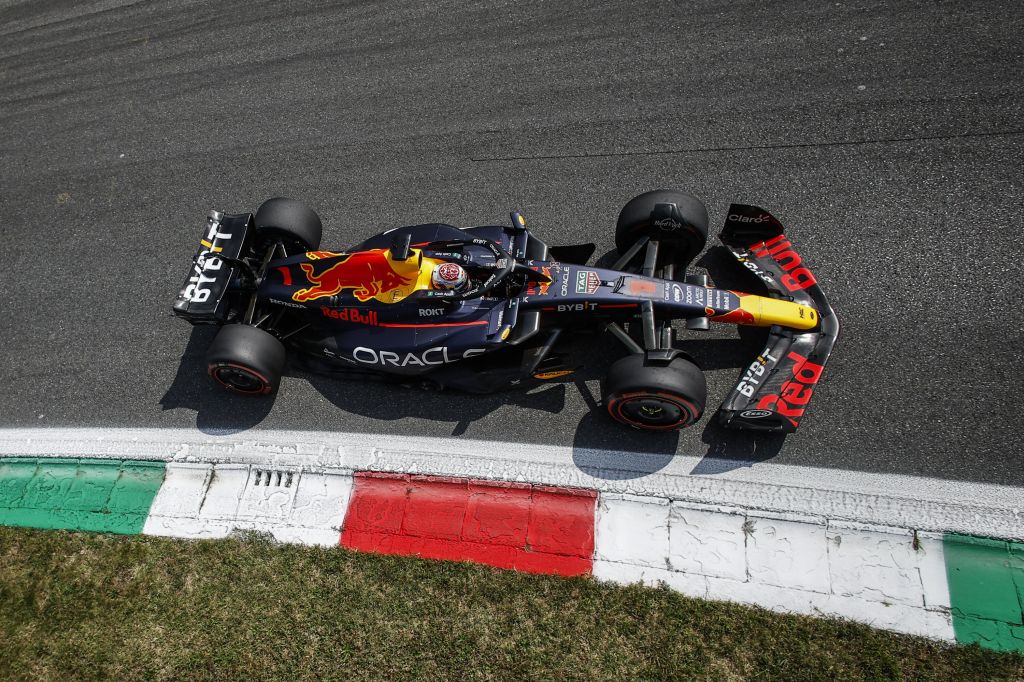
716, 204, 840, 433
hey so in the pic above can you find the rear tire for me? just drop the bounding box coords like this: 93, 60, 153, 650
615, 189, 709, 267
603, 354, 707, 431
254, 197, 322, 253
207, 324, 286, 395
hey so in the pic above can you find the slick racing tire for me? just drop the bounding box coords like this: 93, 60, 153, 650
603, 354, 707, 431
615, 189, 709, 266
254, 197, 323, 253
207, 324, 287, 395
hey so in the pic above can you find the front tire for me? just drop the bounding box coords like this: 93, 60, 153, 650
615, 189, 709, 267
207, 325, 286, 395
604, 354, 707, 431
254, 197, 322, 253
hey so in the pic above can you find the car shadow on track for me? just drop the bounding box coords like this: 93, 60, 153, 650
693, 421, 787, 475
301, 371, 568, 436
571, 364, 679, 479
162, 325, 570, 437
569, 339, 786, 480
160, 326, 277, 435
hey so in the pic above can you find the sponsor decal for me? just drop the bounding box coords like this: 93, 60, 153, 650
419, 308, 445, 317
557, 302, 599, 312
698, 288, 737, 316
712, 289, 732, 308
671, 284, 684, 303
737, 256, 778, 287
654, 217, 683, 230
727, 213, 772, 224
747, 235, 817, 293
740, 409, 774, 419
352, 346, 486, 367
755, 351, 824, 428
182, 220, 233, 303
575, 270, 601, 294
320, 306, 379, 326
292, 250, 413, 303
684, 286, 706, 305
525, 267, 552, 296
736, 350, 776, 398
533, 369, 574, 380
269, 298, 305, 309
559, 268, 571, 297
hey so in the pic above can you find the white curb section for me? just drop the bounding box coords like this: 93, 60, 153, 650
0, 427, 1020, 540
142, 462, 353, 546
594, 494, 955, 641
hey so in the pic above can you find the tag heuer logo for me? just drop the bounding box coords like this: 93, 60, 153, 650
575, 270, 600, 294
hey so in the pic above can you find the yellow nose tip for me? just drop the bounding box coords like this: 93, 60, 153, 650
740, 295, 819, 330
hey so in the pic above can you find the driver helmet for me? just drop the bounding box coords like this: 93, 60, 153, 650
431, 262, 469, 291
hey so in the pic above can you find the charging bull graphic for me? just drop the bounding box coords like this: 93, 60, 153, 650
292, 250, 414, 303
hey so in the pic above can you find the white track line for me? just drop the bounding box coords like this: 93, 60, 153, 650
0, 427, 1020, 540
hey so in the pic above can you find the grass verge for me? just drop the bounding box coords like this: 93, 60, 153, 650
1, 526, 1021, 681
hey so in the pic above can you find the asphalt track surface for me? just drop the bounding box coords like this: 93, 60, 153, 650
1, 0, 1022, 486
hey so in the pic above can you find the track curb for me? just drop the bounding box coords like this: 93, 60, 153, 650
1, 428, 1022, 651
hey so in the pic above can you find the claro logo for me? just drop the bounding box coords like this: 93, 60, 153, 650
728, 213, 772, 224
352, 346, 485, 368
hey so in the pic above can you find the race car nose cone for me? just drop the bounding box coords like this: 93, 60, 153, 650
432, 262, 468, 291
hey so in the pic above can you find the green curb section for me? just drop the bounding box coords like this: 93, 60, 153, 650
0, 458, 165, 534
944, 532, 1024, 653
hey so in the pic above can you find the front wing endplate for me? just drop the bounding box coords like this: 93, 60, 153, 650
716, 204, 840, 433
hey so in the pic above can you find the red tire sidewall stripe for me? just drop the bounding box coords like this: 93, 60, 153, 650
208, 362, 273, 395
607, 390, 699, 430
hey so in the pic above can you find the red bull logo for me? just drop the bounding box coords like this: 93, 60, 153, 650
526, 267, 552, 296
748, 235, 816, 293
320, 306, 379, 325
292, 250, 414, 303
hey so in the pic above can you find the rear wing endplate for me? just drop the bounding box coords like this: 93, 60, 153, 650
716, 204, 839, 433
172, 211, 250, 323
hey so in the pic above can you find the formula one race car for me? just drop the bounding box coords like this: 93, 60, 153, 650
172, 190, 838, 432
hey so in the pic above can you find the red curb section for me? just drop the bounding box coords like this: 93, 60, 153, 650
340, 472, 597, 576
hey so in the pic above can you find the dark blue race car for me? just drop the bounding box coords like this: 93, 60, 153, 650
172, 190, 838, 433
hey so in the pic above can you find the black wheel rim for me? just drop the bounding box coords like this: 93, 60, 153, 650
215, 367, 265, 393
619, 396, 684, 427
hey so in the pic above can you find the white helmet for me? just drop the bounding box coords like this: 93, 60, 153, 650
431, 262, 469, 291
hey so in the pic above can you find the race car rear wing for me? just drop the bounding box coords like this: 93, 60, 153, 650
716, 204, 839, 433
172, 211, 251, 324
